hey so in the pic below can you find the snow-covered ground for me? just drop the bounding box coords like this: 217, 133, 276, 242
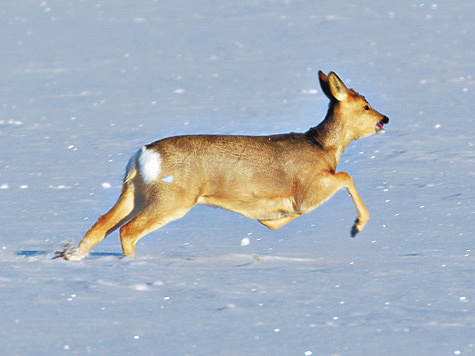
0, 1, 473, 355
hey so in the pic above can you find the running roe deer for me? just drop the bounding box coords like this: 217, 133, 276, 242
57, 70, 389, 260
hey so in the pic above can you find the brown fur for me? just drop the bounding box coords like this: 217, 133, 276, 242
59, 71, 389, 260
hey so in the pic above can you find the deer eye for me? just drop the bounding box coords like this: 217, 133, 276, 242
364, 105, 370, 111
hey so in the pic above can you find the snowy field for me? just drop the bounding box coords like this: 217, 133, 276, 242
0, 1, 473, 355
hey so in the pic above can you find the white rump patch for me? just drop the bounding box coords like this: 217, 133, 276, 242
137, 146, 162, 184
162, 175, 174, 183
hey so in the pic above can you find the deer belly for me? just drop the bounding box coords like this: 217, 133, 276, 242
197, 194, 297, 220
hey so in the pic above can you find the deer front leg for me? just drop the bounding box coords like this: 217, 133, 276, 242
334, 172, 370, 237
259, 215, 301, 230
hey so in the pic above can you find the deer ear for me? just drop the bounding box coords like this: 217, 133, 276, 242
318, 71, 333, 99
328, 72, 348, 101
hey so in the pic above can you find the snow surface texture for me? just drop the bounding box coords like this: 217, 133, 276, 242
0, 1, 473, 355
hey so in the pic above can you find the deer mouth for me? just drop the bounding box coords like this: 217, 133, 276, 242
376, 116, 389, 134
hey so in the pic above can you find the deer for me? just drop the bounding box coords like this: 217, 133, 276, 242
56, 70, 389, 260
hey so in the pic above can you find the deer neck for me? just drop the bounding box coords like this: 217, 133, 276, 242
306, 106, 354, 167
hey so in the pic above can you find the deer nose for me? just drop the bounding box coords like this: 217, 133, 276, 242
381, 116, 389, 124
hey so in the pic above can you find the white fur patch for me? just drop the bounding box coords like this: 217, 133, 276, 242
162, 175, 174, 183
137, 146, 161, 184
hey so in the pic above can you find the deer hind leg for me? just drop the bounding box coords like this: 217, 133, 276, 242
119, 190, 197, 258
67, 178, 142, 260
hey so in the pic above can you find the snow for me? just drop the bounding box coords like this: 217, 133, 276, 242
0, 0, 473, 355
241, 237, 251, 246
